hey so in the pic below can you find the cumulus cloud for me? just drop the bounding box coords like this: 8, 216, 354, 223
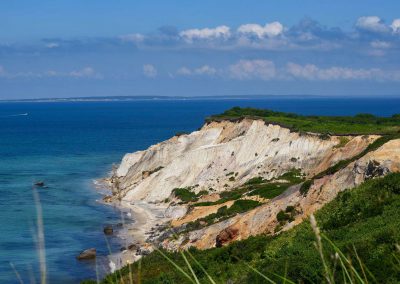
180, 25, 231, 42
237, 21, 284, 38
285, 62, 397, 81
356, 16, 389, 33
177, 65, 217, 76
391, 19, 400, 33
228, 59, 276, 80
143, 64, 157, 78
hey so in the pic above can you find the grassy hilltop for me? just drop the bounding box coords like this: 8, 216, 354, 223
207, 107, 400, 135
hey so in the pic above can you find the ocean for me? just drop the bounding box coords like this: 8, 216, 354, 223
0, 97, 399, 283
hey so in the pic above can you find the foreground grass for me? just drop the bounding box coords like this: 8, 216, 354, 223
83, 173, 400, 283
207, 107, 400, 135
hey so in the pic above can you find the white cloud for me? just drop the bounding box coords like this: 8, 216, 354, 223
119, 33, 145, 43
0, 67, 102, 79
237, 21, 284, 38
391, 19, 400, 33
177, 67, 192, 75
228, 59, 276, 80
355, 16, 389, 33
286, 62, 389, 81
194, 65, 217, 75
46, 42, 59, 49
69, 67, 100, 78
143, 64, 157, 78
370, 40, 391, 49
177, 65, 217, 76
180, 25, 231, 42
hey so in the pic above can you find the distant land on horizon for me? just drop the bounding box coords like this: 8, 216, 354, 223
2, 94, 400, 103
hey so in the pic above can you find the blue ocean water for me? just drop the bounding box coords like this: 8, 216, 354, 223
0, 97, 399, 283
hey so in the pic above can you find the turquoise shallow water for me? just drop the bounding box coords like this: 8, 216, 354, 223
0, 98, 399, 283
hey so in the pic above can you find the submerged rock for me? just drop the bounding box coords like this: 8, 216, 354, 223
76, 248, 96, 260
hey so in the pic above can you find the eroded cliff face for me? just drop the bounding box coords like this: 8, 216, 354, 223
112, 119, 376, 202
164, 139, 400, 250
109, 119, 400, 251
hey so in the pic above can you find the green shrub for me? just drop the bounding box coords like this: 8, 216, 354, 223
276, 210, 288, 222
300, 180, 313, 196
245, 176, 264, 185
172, 187, 197, 202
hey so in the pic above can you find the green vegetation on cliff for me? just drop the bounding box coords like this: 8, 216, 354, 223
85, 173, 400, 284
207, 107, 400, 135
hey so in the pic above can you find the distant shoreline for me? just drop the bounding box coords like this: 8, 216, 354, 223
2, 94, 400, 103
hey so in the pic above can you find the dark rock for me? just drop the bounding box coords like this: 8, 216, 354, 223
365, 160, 389, 179
216, 227, 239, 248
128, 243, 138, 251
35, 181, 45, 187
76, 248, 96, 260
137, 247, 151, 256
103, 225, 113, 235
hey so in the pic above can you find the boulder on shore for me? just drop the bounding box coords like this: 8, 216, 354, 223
128, 243, 138, 251
76, 248, 96, 260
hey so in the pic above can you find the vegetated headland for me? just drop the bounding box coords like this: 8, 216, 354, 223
84, 107, 400, 283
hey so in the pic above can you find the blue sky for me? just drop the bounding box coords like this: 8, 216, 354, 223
1, 0, 400, 99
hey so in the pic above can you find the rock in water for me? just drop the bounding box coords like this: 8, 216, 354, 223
103, 225, 113, 235
34, 181, 45, 187
76, 248, 96, 260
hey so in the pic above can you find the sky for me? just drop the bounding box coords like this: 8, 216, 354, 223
1, 0, 400, 99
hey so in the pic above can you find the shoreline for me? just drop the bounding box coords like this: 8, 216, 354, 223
95, 178, 172, 272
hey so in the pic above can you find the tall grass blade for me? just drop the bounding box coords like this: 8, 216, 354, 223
186, 250, 217, 284
32, 188, 46, 284
309, 215, 334, 284
95, 258, 100, 284
322, 234, 364, 284
137, 258, 142, 284
240, 261, 277, 284
9, 262, 24, 284
128, 263, 134, 284
103, 236, 120, 284
180, 251, 200, 284
155, 248, 196, 284
352, 245, 368, 283
27, 264, 36, 284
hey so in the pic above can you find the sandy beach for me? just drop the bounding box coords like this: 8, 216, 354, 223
107, 200, 172, 271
